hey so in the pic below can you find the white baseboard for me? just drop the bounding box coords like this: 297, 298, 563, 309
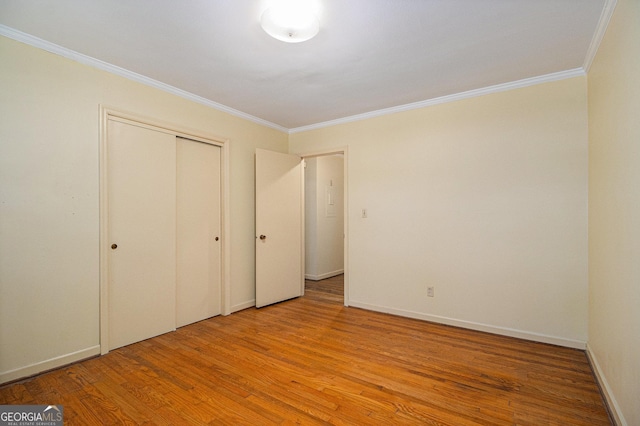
586, 344, 627, 426
0, 345, 101, 385
229, 299, 255, 314
305, 269, 344, 281
348, 301, 586, 349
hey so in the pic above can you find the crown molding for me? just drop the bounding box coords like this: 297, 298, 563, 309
0, 25, 288, 134
290, 68, 586, 134
1, 24, 593, 136
583, 0, 618, 72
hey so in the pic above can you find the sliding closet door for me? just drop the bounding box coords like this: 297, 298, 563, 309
107, 120, 177, 350
176, 138, 221, 327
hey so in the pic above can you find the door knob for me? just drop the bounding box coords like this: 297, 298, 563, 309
259, 235, 266, 240
215, 237, 219, 241
111, 244, 118, 249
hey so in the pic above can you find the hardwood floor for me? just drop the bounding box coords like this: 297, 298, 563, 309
305, 274, 344, 297
1, 276, 610, 425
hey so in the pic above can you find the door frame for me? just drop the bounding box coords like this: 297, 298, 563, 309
297, 147, 349, 307
99, 106, 231, 354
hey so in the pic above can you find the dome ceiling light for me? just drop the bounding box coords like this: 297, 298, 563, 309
260, 0, 320, 43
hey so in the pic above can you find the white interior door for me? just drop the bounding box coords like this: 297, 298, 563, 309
176, 138, 221, 327
107, 120, 176, 350
255, 149, 304, 308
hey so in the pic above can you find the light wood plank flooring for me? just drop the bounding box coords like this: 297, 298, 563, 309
1, 275, 611, 425
305, 274, 344, 297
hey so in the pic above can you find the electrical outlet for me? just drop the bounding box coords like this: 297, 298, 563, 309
427, 286, 434, 297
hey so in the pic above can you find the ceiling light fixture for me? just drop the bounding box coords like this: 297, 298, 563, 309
260, 1, 320, 43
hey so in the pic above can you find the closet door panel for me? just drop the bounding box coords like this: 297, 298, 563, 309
176, 139, 221, 327
107, 120, 177, 350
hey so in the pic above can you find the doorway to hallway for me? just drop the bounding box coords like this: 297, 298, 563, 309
303, 151, 346, 304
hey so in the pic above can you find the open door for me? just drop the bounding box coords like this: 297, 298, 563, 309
255, 149, 304, 308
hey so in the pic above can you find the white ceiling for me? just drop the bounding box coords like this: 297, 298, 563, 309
0, 0, 608, 131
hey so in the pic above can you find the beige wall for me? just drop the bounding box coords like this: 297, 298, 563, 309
588, 0, 640, 424
0, 36, 288, 382
291, 76, 589, 348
